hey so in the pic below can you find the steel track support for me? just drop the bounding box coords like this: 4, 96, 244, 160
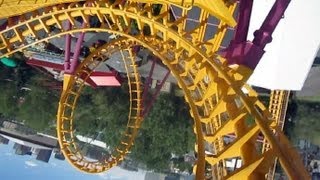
143, 67, 170, 117
222, 0, 290, 70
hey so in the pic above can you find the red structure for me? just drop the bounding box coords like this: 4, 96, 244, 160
26, 56, 122, 88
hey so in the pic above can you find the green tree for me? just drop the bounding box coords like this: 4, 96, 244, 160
1, 60, 196, 172
0, 81, 19, 117
74, 88, 195, 172
74, 86, 130, 148
17, 83, 59, 131
291, 101, 320, 145
0, 62, 60, 131
130, 94, 195, 172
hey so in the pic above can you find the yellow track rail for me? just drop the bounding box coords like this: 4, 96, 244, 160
0, 0, 85, 18
58, 38, 143, 173
0, 1, 308, 179
264, 90, 291, 180
268, 90, 290, 131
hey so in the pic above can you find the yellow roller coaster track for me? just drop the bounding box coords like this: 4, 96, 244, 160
0, 0, 85, 18
264, 90, 291, 180
0, 1, 309, 179
58, 38, 143, 173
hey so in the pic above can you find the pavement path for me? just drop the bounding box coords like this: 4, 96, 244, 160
297, 65, 320, 97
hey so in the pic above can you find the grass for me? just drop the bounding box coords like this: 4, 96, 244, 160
296, 94, 320, 102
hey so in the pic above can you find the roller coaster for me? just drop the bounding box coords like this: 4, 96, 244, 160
0, 0, 313, 179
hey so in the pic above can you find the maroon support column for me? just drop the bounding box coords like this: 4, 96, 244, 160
221, 0, 291, 70
64, 21, 72, 71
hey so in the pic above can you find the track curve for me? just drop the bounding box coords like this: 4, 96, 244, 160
57, 38, 143, 173
0, 1, 309, 179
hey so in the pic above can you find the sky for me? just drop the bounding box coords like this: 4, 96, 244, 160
0, 142, 146, 180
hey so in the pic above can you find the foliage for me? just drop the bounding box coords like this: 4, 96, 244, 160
16, 80, 59, 131
74, 86, 129, 148
1, 62, 195, 172
290, 100, 320, 145
74, 89, 195, 172
0, 62, 59, 131
130, 94, 195, 172
0, 81, 19, 117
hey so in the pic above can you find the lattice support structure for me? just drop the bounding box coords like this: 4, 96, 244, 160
0, 1, 309, 179
142, 61, 171, 117
264, 90, 291, 180
59, 39, 143, 173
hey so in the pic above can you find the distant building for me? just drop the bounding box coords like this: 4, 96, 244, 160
2, 121, 18, 130
165, 175, 180, 180
151, 80, 172, 93
0, 128, 58, 149
119, 159, 138, 172
54, 152, 65, 160
13, 143, 32, 155
36, 149, 53, 163
76, 135, 107, 148
1, 120, 35, 135
145, 172, 166, 180
83, 145, 105, 161
30, 147, 40, 155
0, 135, 9, 144
76, 135, 110, 161
0, 126, 58, 163
312, 172, 320, 180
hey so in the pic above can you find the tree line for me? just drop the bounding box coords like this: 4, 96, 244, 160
6, 60, 320, 172
0, 61, 195, 172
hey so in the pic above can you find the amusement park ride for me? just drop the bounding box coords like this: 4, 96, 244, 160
0, 0, 319, 179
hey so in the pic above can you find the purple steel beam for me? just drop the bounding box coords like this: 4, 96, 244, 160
27, 58, 64, 71
252, 0, 290, 49
221, 0, 291, 70
0, 16, 19, 31
0, 16, 19, 30
67, 31, 85, 74
232, 0, 253, 44
143, 69, 170, 117
0, 22, 7, 31
142, 57, 157, 108
64, 21, 72, 71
